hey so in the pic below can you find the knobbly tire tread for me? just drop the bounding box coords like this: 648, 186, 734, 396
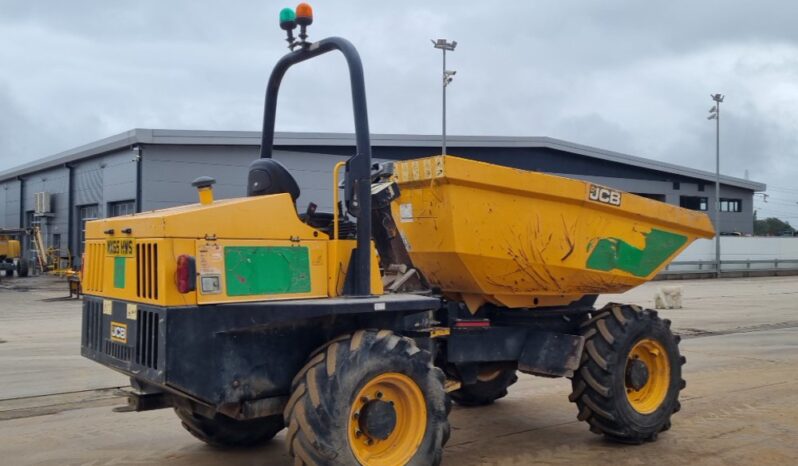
449, 365, 519, 407
569, 303, 685, 444
285, 330, 451, 466
16, 259, 28, 277
174, 408, 284, 448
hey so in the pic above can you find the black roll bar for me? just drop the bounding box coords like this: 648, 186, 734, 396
259, 37, 372, 297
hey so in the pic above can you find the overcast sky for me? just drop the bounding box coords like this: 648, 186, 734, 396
1, 0, 797, 221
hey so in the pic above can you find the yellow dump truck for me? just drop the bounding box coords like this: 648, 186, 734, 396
0, 229, 29, 277
80, 5, 714, 465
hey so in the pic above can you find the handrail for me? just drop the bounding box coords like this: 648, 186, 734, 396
257, 37, 372, 296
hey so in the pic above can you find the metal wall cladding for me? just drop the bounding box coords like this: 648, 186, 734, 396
140, 144, 389, 213
0, 179, 21, 228
73, 162, 103, 207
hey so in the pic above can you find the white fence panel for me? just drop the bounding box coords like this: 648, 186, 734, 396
674, 237, 798, 262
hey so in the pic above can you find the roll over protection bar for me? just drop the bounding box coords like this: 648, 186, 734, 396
258, 37, 372, 297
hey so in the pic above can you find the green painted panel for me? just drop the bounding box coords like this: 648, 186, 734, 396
224, 246, 311, 296
586, 229, 687, 277
113, 257, 126, 289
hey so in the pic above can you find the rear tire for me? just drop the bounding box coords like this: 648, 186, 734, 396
449, 363, 518, 406
569, 303, 685, 443
175, 407, 284, 448
284, 330, 450, 466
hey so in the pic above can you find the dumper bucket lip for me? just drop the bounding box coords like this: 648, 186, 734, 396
393, 155, 715, 240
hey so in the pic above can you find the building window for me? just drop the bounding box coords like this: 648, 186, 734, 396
108, 200, 136, 217
698, 183, 705, 192
720, 198, 742, 213
672, 182, 680, 190
680, 196, 708, 211
77, 204, 99, 259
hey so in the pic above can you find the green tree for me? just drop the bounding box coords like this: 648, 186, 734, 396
754, 216, 795, 236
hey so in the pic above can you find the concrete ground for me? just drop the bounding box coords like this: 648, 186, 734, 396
1, 275, 797, 465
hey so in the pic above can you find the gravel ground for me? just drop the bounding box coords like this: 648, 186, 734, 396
1, 275, 796, 465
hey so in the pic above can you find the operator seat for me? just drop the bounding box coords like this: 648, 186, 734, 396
246, 158, 355, 237
247, 159, 300, 202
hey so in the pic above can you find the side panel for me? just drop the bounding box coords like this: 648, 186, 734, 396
196, 239, 328, 304
224, 246, 311, 296
81, 297, 166, 384
81, 296, 439, 407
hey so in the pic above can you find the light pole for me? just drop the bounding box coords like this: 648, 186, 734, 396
707, 93, 724, 277
432, 39, 457, 155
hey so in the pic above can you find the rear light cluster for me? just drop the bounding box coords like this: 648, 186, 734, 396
176, 255, 197, 294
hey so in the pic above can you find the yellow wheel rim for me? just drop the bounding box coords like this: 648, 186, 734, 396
625, 338, 671, 414
348, 372, 427, 466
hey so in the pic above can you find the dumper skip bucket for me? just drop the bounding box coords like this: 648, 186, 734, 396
391, 156, 714, 312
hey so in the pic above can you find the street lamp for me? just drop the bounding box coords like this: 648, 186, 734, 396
431, 39, 457, 155
707, 93, 724, 277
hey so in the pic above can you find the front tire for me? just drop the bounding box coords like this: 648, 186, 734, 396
569, 303, 685, 443
284, 330, 450, 466
175, 407, 284, 448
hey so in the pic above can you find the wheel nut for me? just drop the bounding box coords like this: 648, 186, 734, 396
376, 391, 383, 399
360, 396, 369, 403
355, 430, 362, 438
353, 412, 360, 420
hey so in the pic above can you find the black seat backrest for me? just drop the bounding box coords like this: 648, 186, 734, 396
247, 159, 300, 202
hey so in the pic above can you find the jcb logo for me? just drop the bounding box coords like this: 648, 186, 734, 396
588, 185, 622, 207
110, 321, 128, 344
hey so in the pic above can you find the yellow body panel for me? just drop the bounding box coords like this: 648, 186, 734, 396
0, 238, 21, 259
392, 156, 714, 311
83, 193, 383, 306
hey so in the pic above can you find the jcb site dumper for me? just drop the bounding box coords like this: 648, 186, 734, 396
80, 5, 714, 465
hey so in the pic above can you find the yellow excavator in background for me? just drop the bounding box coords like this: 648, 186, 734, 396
0, 229, 29, 278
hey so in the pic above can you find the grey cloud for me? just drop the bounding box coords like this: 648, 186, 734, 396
0, 0, 797, 219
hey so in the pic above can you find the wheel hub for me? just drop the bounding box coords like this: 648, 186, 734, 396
625, 358, 650, 391
625, 338, 671, 414
348, 372, 427, 466
358, 399, 397, 440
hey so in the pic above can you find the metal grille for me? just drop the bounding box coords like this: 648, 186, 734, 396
136, 309, 159, 369
83, 242, 105, 293
104, 340, 133, 362
83, 300, 103, 352
136, 242, 159, 300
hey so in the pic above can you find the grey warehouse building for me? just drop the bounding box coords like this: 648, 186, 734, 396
0, 129, 765, 264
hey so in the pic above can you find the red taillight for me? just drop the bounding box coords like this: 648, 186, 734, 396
176, 254, 196, 293
453, 319, 490, 328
